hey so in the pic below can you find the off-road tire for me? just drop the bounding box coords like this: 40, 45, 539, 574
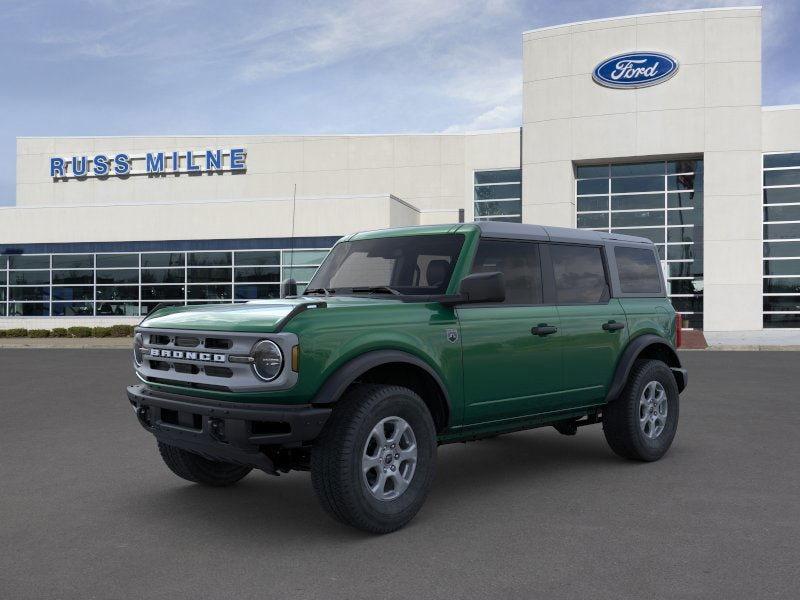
311, 384, 437, 534
157, 442, 252, 486
603, 359, 679, 461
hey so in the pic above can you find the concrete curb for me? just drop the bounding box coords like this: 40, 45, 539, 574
704, 345, 800, 351
0, 338, 133, 349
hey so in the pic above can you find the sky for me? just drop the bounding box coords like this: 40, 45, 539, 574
1, 0, 799, 206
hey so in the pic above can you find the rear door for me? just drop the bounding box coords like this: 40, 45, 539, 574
545, 243, 628, 407
458, 239, 563, 426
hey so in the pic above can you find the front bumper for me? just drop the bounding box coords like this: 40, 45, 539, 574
127, 384, 331, 473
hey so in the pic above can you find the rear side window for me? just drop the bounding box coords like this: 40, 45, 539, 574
550, 244, 608, 304
614, 246, 663, 294
471, 240, 542, 304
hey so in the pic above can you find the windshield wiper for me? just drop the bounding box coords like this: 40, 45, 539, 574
304, 287, 334, 296
350, 286, 401, 295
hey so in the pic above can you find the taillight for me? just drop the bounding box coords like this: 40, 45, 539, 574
675, 313, 683, 348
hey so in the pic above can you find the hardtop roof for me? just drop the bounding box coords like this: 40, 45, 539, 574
346, 222, 652, 246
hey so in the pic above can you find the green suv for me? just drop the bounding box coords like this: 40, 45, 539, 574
127, 222, 687, 533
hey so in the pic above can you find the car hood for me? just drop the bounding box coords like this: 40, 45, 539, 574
138, 296, 403, 333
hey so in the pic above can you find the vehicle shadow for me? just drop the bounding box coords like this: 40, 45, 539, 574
126, 428, 625, 541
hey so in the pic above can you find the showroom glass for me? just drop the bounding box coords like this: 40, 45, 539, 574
470, 240, 542, 304
474, 169, 522, 223
0, 247, 329, 317
763, 153, 800, 328
308, 235, 464, 295
576, 159, 704, 329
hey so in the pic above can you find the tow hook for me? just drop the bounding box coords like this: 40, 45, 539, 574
208, 417, 226, 442
135, 405, 151, 427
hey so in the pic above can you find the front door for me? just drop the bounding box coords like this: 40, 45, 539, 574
459, 239, 563, 426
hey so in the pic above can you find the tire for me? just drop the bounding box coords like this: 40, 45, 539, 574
311, 384, 437, 534
603, 359, 679, 462
157, 442, 252, 486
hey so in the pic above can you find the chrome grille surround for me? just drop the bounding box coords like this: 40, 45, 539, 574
134, 327, 298, 393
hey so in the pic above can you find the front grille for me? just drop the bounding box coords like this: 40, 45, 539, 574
135, 327, 298, 393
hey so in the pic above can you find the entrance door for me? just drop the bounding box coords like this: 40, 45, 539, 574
459, 239, 563, 426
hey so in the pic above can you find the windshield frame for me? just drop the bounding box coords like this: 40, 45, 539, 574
304, 233, 466, 298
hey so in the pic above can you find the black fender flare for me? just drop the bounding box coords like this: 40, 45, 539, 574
311, 349, 452, 413
605, 334, 686, 402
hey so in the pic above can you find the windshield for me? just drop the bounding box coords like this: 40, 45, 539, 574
306, 234, 464, 296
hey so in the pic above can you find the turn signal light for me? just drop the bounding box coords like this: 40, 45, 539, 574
675, 314, 683, 348
291, 345, 299, 372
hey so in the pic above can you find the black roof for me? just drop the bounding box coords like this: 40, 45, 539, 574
472, 221, 652, 245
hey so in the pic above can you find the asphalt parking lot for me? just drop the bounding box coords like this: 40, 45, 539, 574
1, 350, 798, 599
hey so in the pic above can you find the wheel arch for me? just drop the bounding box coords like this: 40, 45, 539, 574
311, 350, 452, 433
606, 334, 685, 402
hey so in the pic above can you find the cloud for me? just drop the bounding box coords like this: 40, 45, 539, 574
442, 102, 521, 132
235, 0, 482, 81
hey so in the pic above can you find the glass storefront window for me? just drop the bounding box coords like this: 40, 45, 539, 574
9, 255, 49, 269
96, 269, 138, 284
96, 254, 138, 268
188, 252, 231, 266
9, 271, 50, 285
52, 286, 93, 301
0, 246, 331, 317
577, 158, 704, 329
141, 253, 185, 268
764, 152, 800, 328
234, 251, 279, 266
52, 302, 94, 316
52, 254, 93, 269
474, 169, 522, 223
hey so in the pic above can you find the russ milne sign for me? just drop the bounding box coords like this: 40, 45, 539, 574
50, 148, 246, 179
592, 52, 678, 89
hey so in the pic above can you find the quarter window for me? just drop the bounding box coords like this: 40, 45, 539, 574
550, 245, 608, 304
470, 240, 542, 304
614, 247, 663, 294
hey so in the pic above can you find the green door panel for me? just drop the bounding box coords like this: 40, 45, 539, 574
458, 305, 563, 425
557, 299, 628, 405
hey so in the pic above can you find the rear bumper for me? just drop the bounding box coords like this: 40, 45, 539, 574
127, 384, 331, 473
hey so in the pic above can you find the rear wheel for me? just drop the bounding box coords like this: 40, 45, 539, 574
311, 384, 437, 534
603, 359, 679, 461
157, 442, 252, 486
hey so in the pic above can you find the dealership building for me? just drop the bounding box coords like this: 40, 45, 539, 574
2, 6, 799, 340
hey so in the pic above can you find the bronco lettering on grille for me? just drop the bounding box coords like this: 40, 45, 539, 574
148, 348, 226, 363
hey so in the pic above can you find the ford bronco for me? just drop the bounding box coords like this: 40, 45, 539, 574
127, 222, 687, 533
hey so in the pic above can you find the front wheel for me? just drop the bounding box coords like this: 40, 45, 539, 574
311, 384, 437, 534
602, 359, 680, 461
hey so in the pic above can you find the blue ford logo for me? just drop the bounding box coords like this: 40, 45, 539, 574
593, 52, 678, 89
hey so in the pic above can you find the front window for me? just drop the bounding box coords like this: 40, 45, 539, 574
307, 234, 465, 296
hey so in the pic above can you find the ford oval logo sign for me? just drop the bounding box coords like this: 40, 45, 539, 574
593, 52, 678, 89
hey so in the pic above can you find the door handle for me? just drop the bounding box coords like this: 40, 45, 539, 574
602, 321, 626, 332
531, 324, 558, 337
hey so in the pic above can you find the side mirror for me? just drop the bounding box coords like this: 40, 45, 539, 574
441, 271, 505, 305
281, 278, 298, 298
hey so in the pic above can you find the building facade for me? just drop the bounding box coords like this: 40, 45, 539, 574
2, 6, 799, 334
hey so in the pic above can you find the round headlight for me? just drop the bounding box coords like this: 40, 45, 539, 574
133, 333, 144, 367
252, 340, 283, 381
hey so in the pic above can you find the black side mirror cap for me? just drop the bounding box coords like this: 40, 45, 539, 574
281, 278, 298, 298
440, 271, 505, 306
